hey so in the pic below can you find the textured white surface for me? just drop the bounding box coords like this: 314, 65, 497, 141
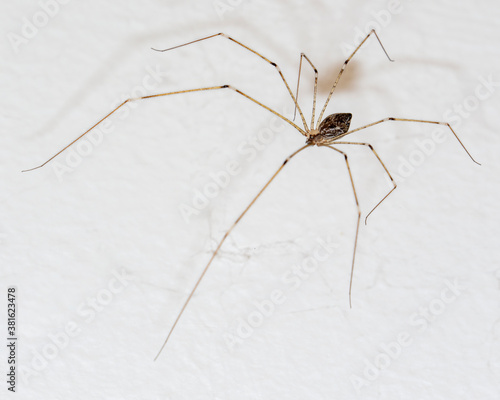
2, 1, 500, 399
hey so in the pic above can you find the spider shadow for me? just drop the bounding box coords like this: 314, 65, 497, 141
317, 60, 361, 96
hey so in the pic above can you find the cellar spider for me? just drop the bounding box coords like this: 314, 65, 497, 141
23, 30, 480, 360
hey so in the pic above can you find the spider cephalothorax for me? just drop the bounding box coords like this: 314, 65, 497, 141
306, 113, 352, 145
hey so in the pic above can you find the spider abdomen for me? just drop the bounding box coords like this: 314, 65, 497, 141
319, 113, 352, 137
307, 113, 352, 145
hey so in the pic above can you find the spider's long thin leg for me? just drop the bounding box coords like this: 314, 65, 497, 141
152, 33, 310, 133
325, 145, 360, 309
154, 144, 312, 360
293, 53, 318, 131
335, 141, 397, 224
316, 30, 393, 127
22, 85, 305, 172
335, 117, 480, 165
